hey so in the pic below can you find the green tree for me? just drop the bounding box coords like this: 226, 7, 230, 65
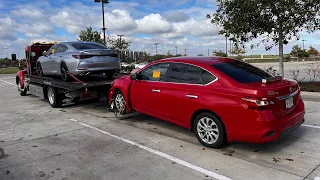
197, 54, 204, 56
207, 0, 320, 76
213, 50, 227, 57
78, 27, 104, 45
231, 44, 246, 56
308, 46, 319, 56
290, 45, 310, 58
106, 36, 130, 54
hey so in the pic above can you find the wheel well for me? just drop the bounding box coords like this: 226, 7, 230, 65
190, 109, 226, 133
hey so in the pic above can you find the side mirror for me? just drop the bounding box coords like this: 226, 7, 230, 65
131, 74, 138, 80
42, 51, 47, 56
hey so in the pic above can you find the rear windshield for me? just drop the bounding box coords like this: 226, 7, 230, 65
71, 43, 107, 50
212, 61, 272, 83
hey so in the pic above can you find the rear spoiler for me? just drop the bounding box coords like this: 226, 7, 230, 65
262, 76, 283, 83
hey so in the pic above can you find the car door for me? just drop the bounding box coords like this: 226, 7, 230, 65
129, 63, 170, 117
41, 44, 57, 74
52, 44, 68, 74
161, 63, 204, 127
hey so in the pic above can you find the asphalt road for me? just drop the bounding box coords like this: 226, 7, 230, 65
0, 74, 320, 180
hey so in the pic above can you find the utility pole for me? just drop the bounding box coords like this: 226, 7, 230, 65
225, 36, 228, 56
302, 40, 307, 50
208, 49, 209, 56
175, 46, 178, 56
94, 0, 109, 45
229, 40, 232, 57
155, 43, 159, 54
184, 49, 187, 56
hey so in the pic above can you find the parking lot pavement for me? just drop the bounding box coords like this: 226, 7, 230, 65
1, 74, 320, 180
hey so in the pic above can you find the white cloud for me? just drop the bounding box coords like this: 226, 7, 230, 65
163, 11, 190, 22
174, 19, 220, 37
18, 22, 54, 34
136, 14, 173, 34
160, 32, 184, 39
11, 8, 44, 20
0, 17, 17, 41
104, 10, 137, 33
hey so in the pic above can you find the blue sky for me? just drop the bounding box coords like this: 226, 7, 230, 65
0, 0, 319, 59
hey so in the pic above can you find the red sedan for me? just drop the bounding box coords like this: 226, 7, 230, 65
109, 57, 305, 148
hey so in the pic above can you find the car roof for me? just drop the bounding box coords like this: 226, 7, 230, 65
156, 56, 236, 65
59, 41, 102, 45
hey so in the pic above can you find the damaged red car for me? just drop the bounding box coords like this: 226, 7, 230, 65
109, 57, 305, 148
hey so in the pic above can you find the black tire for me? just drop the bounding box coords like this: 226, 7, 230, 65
194, 112, 226, 148
61, 63, 71, 82
16, 78, 27, 96
37, 62, 43, 77
113, 91, 126, 115
47, 86, 61, 108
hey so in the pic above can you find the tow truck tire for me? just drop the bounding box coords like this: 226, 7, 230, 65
16, 78, 27, 96
47, 86, 61, 108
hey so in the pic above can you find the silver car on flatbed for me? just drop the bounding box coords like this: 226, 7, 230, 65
37, 42, 120, 81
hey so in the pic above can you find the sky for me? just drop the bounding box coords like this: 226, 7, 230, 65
0, 0, 319, 59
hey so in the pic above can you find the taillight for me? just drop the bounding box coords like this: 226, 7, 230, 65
241, 97, 273, 110
72, 55, 94, 59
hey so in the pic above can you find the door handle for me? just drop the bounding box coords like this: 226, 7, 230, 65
152, 89, 160, 93
186, 94, 198, 99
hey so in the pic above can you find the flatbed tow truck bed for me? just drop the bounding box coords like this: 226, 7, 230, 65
21, 74, 126, 108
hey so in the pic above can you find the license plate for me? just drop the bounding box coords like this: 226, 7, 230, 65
285, 97, 294, 109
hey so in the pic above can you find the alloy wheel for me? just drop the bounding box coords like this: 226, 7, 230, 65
197, 117, 220, 144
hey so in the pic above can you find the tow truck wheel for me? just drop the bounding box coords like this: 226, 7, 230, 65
47, 86, 61, 108
16, 78, 27, 96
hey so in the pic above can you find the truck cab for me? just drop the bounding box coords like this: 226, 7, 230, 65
16, 42, 56, 94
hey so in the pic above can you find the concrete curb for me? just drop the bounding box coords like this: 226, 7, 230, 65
301, 91, 320, 97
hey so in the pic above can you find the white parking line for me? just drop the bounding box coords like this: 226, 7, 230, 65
0, 79, 16, 86
302, 124, 320, 129
68, 118, 232, 180
0, 77, 16, 80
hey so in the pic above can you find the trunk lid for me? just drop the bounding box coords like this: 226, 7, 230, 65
79, 49, 118, 57
245, 79, 300, 118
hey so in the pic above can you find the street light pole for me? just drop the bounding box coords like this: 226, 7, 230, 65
95, 0, 109, 45
175, 46, 178, 56
155, 43, 159, 54
302, 39, 307, 50
184, 49, 187, 56
117, 35, 124, 61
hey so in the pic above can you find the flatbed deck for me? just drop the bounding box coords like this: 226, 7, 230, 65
26, 74, 126, 91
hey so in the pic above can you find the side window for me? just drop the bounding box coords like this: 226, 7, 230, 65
139, 63, 170, 82
47, 44, 58, 55
55, 45, 68, 53
167, 63, 202, 84
201, 69, 217, 85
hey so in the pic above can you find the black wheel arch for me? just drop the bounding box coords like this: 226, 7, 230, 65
191, 109, 226, 133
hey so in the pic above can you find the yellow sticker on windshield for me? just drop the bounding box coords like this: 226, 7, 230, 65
52, 49, 55, 53
153, 71, 160, 78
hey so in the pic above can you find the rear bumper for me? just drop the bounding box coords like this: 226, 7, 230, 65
227, 99, 305, 143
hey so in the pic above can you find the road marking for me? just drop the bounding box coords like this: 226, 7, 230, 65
0, 79, 16, 86
302, 124, 320, 129
68, 118, 232, 180
0, 77, 16, 80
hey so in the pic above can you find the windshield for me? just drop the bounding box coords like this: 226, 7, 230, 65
71, 43, 107, 50
212, 61, 272, 83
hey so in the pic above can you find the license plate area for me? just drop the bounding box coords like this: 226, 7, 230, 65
285, 97, 294, 109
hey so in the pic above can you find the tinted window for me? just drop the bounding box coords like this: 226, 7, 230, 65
201, 69, 216, 84
55, 44, 68, 53
212, 61, 272, 83
167, 63, 202, 84
72, 43, 107, 50
139, 63, 170, 82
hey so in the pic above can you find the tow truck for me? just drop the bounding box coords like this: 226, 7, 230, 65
16, 42, 121, 108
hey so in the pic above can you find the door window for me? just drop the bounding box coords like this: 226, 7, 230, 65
167, 63, 202, 84
47, 44, 58, 55
139, 63, 170, 82
55, 44, 68, 53
201, 69, 217, 85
